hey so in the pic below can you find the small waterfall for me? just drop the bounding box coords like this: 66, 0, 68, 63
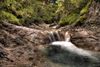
55, 31, 61, 41
42, 31, 100, 67
48, 30, 65, 42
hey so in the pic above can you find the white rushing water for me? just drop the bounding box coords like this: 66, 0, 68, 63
42, 31, 100, 67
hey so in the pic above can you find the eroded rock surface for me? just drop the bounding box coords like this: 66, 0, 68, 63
0, 22, 100, 67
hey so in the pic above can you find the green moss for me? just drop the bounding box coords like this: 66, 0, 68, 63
70, 0, 85, 8
0, 11, 20, 24
0, 0, 93, 25
0, 0, 57, 24
56, 0, 64, 13
39, 5, 56, 21
58, 0, 93, 25
1, 0, 16, 6
0, 0, 17, 11
59, 13, 80, 25
17, 6, 34, 18
80, 0, 92, 15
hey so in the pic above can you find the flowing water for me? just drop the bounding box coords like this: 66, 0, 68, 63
48, 30, 65, 42
41, 31, 100, 67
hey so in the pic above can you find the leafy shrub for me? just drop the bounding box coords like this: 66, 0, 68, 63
0, 0, 93, 25
0, 11, 20, 24
0, 0, 57, 24
59, 13, 80, 25
58, 0, 92, 25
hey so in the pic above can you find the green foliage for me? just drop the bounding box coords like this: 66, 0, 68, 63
0, 11, 20, 24
59, 13, 80, 25
35, 4, 56, 22
0, 0, 33, 24
58, 0, 92, 25
80, 0, 92, 15
0, 0, 57, 24
16, 6, 35, 22
70, 0, 86, 8
56, 0, 64, 13
0, 0, 93, 25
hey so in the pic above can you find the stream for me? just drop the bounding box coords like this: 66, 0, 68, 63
0, 22, 100, 67
40, 31, 100, 67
